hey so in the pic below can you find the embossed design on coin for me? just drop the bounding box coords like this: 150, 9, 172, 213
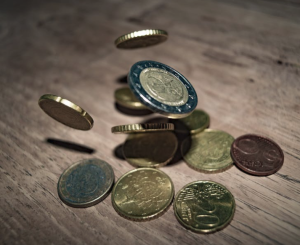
112, 168, 174, 221
231, 134, 284, 176
174, 181, 235, 233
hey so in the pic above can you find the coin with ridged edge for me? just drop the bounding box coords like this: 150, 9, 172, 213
128, 60, 198, 118
111, 123, 174, 134
58, 159, 114, 208
114, 87, 148, 110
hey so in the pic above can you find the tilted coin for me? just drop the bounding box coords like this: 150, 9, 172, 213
123, 132, 178, 168
231, 134, 284, 176
115, 29, 168, 49
181, 129, 234, 173
58, 159, 114, 208
114, 87, 148, 110
38, 94, 93, 130
128, 60, 198, 119
174, 180, 235, 233
111, 123, 174, 134
112, 168, 174, 221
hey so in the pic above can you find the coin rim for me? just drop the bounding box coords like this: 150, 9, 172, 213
114, 87, 148, 110
111, 123, 175, 134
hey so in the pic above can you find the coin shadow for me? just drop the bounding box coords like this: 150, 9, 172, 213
117, 75, 128, 84
114, 143, 126, 160
46, 138, 95, 154
115, 102, 153, 116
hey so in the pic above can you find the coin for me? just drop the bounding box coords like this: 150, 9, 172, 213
111, 123, 174, 134
111, 168, 174, 221
174, 180, 235, 233
123, 132, 178, 168
231, 134, 284, 176
38, 94, 93, 130
115, 29, 168, 49
114, 87, 148, 110
181, 129, 234, 173
128, 60, 198, 118
57, 158, 114, 208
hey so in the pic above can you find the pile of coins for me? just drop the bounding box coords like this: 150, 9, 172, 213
38, 29, 284, 234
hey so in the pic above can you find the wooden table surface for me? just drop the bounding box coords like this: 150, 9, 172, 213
1, 0, 300, 244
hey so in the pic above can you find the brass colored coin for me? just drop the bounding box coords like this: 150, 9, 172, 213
174, 180, 235, 233
114, 87, 148, 110
123, 132, 178, 168
178, 109, 210, 134
111, 123, 174, 134
38, 94, 93, 130
115, 29, 168, 49
112, 168, 174, 221
181, 129, 234, 173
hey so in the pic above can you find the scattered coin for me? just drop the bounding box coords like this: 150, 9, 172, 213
123, 132, 178, 168
231, 134, 284, 176
174, 180, 235, 233
114, 87, 148, 110
111, 123, 174, 134
112, 168, 174, 221
128, 60, 198, 118
181, 129, 234, 173
38, 94, 93, 130
115, 29, 168, 49
58, 158, 114, 208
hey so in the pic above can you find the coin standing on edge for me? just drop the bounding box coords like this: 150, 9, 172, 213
58, 159, 114, 208
38, 94, 94, 130
128, 60, 198, 119
112, 168, 174, 221
174, 180, 235, 233
114, 87, 148, 110
115, 29, 168, 49
231, 134, 284, 176
111, 123, 174, 134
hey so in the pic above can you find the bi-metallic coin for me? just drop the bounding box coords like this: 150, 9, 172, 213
111, 123, 174, 134
114, 87, 148, 110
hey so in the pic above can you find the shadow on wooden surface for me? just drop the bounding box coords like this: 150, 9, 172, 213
46, 138, 95, 154
116, 75, 128, 84
114, 143, 126, 160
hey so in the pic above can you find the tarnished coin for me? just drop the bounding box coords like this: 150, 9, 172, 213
38, 94, 93, 130
112, 168, 174, 221
128, 60, 198, 118
58, 159, 114, 208
231, 134, 284, 176
115, 29, 168, 49
123, 132, 178, 168
181, 129, 234, 173
111, 123, 174, 134
174, 180, 235, 233
114, 87, 148, 110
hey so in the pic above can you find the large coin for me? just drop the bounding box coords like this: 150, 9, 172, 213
58, 159, 114, 207
123, 132, 178, 168
111, 123, 174, 134
112, 168, 174, 221
38, 94, 93, 130
115, 87, 148, 110
181, 129, 234, 172
128, 60, 198, 118
115, 29, 168, 49
231, 134, 284, 176
174, 181, 235, 233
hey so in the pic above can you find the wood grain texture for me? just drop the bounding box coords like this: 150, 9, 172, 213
1, 0, 300, 244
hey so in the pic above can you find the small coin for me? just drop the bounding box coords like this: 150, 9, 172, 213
123, 132, 178, 168
114, 87, 148, 110
58, 159, 114, 208
115, 29, 168, 49
128, 60, 198, 118
174, 180, 235, 233
111, 123, 174, 134
112, 168, 174, 221
231, 134, 284, 176
38, 94, 93, 130
181, 129, 234, 173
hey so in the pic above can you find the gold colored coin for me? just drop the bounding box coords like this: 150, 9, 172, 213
111, 123, 174, 134
112, 168, 174, 221
114, 87, 147, 110
174, 180, 235, 233
123, 132, 178, 168
115, 29, 168, 49
181, 129, 234, 172
178, 109, 210, 134
38, 94, 93, 130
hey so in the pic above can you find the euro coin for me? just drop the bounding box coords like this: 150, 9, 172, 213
112, 168, 174, 221
111, 123, 174, 134
128, 60, 198, 118
174, 180, 235, 233
38, 94, 93, 130
58, 159, 114, 208
114, 87, 148, 110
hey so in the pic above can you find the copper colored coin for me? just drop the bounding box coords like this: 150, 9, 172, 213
231, 134, 284, 176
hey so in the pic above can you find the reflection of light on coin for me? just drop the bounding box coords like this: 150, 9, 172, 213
238, 139, 259, 154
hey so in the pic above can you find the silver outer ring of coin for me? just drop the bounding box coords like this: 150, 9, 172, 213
57, 158, 114, 208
